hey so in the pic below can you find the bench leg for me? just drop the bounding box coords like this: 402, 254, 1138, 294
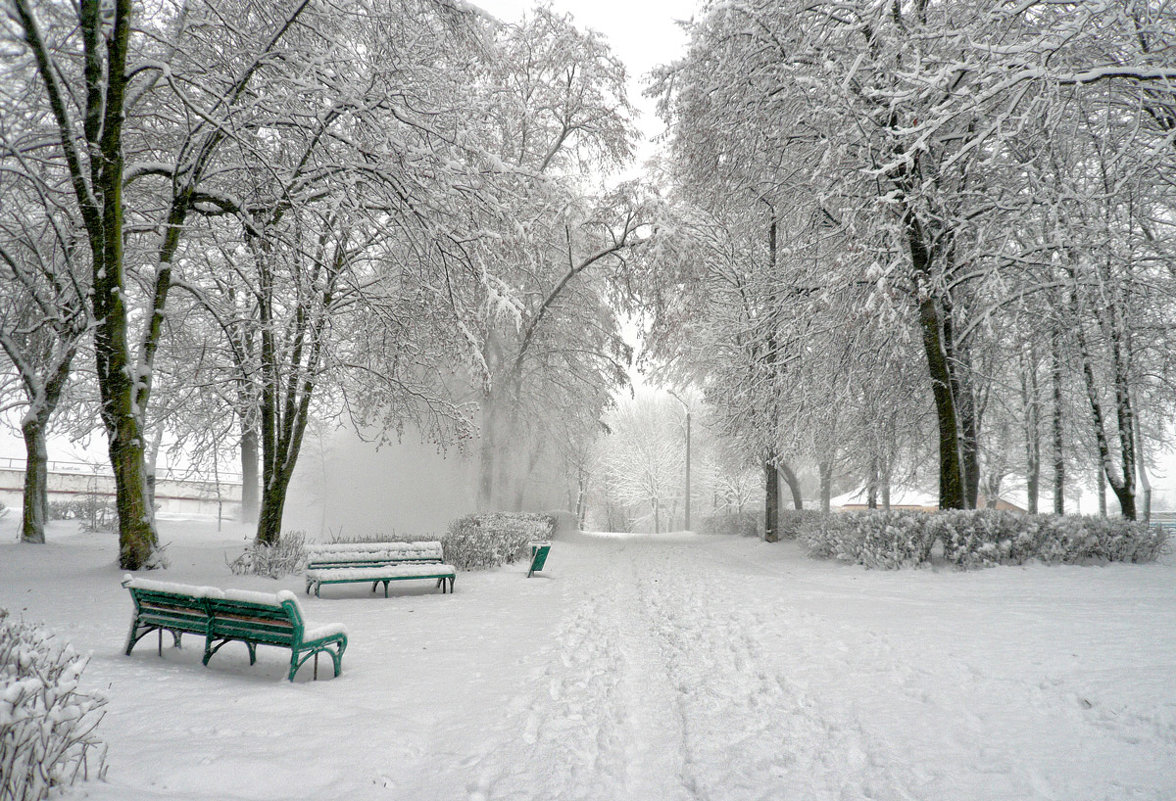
383, 580, 390, 598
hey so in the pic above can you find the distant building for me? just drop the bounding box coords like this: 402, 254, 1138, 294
833, 487, 1026, 514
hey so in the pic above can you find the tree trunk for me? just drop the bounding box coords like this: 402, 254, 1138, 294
779, 461, 803, 510
1071, 288, 1135, 519
764, 457, 779, 542
1021, 348, 1040, 515
1098, 462, 1107, 517
819, 460, 834, 513
906, 205, 964, 510
866, 457, 879, 510
918, 294, 964, 509
241, 424, 260, 522
20, 418, 49, 544
1051, 327, 1065, 515
257, 469, 294, 546
1135, 412, 1152, 523
477, 393, 498, 511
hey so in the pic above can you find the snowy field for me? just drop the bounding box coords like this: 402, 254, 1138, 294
2, 517, 1176, 801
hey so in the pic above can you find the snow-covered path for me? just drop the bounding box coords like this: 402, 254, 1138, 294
3, 523, 1175, 800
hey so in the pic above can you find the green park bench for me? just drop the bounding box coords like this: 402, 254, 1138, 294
528, 541, 552, 578
304, 541, 456, 597
122, 576, 347, 681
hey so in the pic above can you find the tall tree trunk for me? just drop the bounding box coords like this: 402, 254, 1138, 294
819, 461, 834, 513
779, 461, 803, 511
20, 418, 49, 544
240, 425, 260, 522
1071, 288, 1135, 519
477, 393, 498, 511
1021, 347, 1041, 515
764, 457, 779, 542
1098, 462, 1107, 517
866, 457, 879, 510
918, 297, 964, 509
1135, 413, 1152, 523
1051, 326, 1065, 515
906, 207, 963, 510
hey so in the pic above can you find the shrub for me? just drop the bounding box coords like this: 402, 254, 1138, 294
801, 509, 1169, 570
228, 531, 308, 578
926, 510, 1034, 568
0, 610, 107, 801
442, 513, 556, 570
698, 510, 760, 537
325, 531, 423, 544
800, 511, 934, 569
778, 509, 826, 540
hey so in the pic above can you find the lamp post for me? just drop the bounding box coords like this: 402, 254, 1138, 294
668, 390, 691, 531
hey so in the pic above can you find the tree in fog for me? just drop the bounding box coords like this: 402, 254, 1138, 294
428, 7, 649, 513
596, 394, 685, 534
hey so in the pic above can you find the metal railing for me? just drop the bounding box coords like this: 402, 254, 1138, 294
0, 456, 242, 485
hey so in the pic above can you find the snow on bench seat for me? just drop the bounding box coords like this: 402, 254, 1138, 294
303, 544, 456, 598
305, 541, 445, 567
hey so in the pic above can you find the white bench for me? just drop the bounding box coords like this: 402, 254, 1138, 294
304, 542, 457, 597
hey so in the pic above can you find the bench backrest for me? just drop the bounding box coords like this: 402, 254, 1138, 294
306, 540, 444, 568
205, 589, 304, 647
124, 577, 221, 631
124, 576, 305, 646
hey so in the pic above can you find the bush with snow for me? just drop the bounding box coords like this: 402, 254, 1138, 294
228, 530, 307, 578
800, 511, 935, 569
800, 509, 1169, 569
1, 609, 107, 801
778, 509, 826, 540
443, 513, 555, 570
698, 510, 760, 537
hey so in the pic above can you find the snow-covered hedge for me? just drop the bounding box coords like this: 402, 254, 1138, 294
925, 511, 1168, 567
228, 531, 308, 578
778, 510, 826, 540
443, 513, 556, 570
798, 510, 1168, 569
1, 610, 107, 801
698, 511, 760, 537
799, 512, 935, 568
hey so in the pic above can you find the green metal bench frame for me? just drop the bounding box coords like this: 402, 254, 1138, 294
123, 577, 347, 681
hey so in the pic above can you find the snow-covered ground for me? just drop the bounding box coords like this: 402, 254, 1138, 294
2, 516, 1175, 800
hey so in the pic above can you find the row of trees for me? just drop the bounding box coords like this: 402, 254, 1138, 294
0, 0, 650, 565
642, 0, 1176, 531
